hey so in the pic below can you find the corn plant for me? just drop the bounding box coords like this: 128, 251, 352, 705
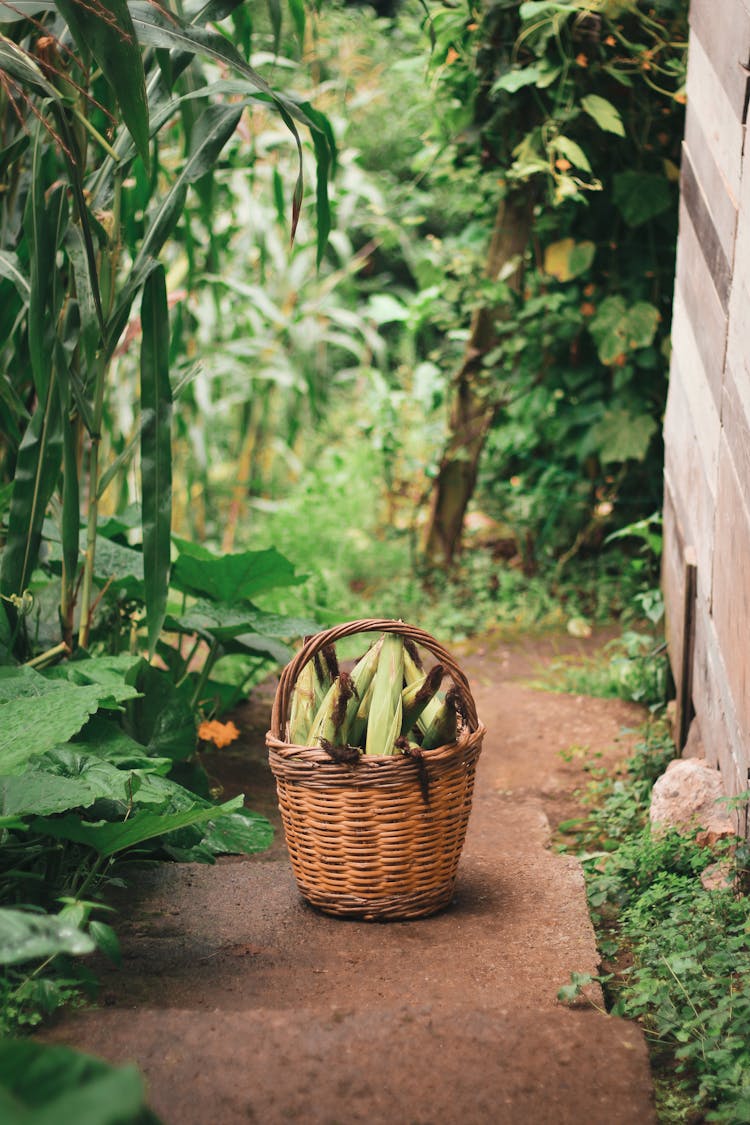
0, 0, 333, 662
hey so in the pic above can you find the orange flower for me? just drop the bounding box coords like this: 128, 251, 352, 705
198, 719, 240, 748
555, 157, 572, 171
580, 302, 596, 317
604, 35, 616, 47
575, 52, 588, 67
445, 47, 460, 64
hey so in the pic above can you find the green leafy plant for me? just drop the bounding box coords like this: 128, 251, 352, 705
558, 723, 750, 1123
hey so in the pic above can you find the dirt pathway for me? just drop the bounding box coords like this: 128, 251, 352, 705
41, 632, 656, 1124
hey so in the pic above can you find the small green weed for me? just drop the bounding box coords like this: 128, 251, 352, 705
558, 722, 750, 1123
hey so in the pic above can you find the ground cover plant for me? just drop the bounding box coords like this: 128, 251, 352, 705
558, 725, 750, 1124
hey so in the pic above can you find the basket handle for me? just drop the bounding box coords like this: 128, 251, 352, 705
270, 618, 479, 739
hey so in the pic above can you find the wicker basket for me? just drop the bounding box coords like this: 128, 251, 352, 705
266, 619, 485, 921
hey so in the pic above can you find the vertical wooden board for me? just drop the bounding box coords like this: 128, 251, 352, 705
709, 437, 750, 746
685, 31, 744, 198
692, 598, 748, 810
683, 115, 738, 261
689, 0, 750, 115
669, 290, 722, 486
680, 148, 732, 310
720, 360, 750, 496
673, 201, 728, 408
662, 366, 716, 605
661, 480, 686, 687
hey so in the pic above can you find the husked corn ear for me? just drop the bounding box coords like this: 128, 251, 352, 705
312, 644, 339, 708
401, 663, 444, 734
420, 686, 460, 750
348, 680, 373, 748
365, 633, 404, 756
403, 646, 424, 687
288, 661, 317, 744
308, 671, 356, 747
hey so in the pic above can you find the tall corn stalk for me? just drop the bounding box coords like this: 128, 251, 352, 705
0, 0, 332, 662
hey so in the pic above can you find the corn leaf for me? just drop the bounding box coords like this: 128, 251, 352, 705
140, 264, 172, 658
55, 0, 150, 171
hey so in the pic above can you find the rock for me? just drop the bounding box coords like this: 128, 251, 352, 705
649, 758, 737, 846
700, 860, 736, 892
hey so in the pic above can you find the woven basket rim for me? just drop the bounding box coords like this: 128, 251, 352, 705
266, 719, 486, 766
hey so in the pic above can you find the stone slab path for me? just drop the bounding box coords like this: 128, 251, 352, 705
41, 632, 657, 1124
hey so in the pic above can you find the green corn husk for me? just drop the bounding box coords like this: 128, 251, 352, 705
348, 680, 373, 748
365, 633, 404, 756
403, 646, 424, 687
420, 687, 460, 750
308, 671, 356, 747
401, 663, 444, 734
288, 660, 317, 744
312, 643, 339, 708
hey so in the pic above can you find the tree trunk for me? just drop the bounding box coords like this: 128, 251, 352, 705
422, 196, 531, 566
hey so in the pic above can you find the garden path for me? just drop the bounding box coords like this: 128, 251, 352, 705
41, 631, 656, 1124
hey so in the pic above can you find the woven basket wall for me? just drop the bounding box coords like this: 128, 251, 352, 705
266, 619, 486, 921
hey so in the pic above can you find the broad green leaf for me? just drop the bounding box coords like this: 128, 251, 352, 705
32, 794, 243, 856
492, 63, 544, 94
586, 409, 658, 464
74, 714, 171, 773
589, 297, 659, 364
201, 807, 273, 855
44, 653, 145, 690
88, 920, 121, 966
0, 908, 94, 966
0, 665, 68, 704
0, 682, 139, 774
613, 171, 673, 227
171, 543, 305, 601
543, 238, 595, 281
554, 136, 591, 173
0, 1040, 154, 1125
581, 94, 625, 137
140, 265, 173, 657
165, 600, 315, 642
0, 770, 97, 817
130, 664, 196, 761
55, 0, 150, 170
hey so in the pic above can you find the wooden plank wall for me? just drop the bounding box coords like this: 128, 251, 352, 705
663, 0, 750, 819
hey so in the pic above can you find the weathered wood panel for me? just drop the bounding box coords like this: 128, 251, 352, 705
683, 113, 738, 262
709, 437, 750, 745
685, 32, 745, 198
662, 364, 716, 610
689, 0, 750, 116
692, 597, 748, 827
721, 360, 750, 496
680, 148, 732, 310
661, 483, 696, 750
673, 201, 728, 409
668, 290, 721, 501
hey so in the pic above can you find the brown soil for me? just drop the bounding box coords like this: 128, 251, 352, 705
40, 629, 656, 1124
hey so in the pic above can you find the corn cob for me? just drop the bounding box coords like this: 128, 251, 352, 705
308, 671, 357, 747
288, 660, 318, 744
365, 633, 404, 756
348, 680, 373, 748
401, 663, 444, 735
403, 646, 424, 687
420, 686, 460, 750
312, 644, 339, 708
